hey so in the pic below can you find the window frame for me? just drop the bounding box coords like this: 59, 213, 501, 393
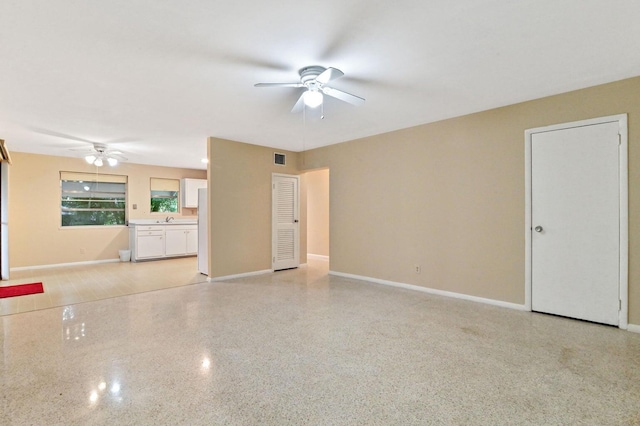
60, 171, 127, 227
150, 177, 180, 214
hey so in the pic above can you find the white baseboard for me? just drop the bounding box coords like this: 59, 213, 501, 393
627, 324, 640, 334
210, 269, 272, 282
10, 258, 120, 272
307, 254, 329, 261
329, 270, 527, 311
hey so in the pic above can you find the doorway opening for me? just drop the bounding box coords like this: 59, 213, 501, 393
305, 168, 330, 264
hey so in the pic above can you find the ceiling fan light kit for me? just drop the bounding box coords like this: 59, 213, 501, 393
85, 153, 118, 167
80, 143, 127, 167
304, 90, 323, 108
255, 65, 365, 113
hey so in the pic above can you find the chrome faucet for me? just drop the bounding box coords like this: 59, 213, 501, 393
165, 216, 175, 223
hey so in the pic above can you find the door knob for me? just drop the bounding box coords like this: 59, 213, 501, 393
534, 226, 543, 232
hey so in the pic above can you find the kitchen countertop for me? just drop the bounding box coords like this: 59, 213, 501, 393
128, 219, 198, 226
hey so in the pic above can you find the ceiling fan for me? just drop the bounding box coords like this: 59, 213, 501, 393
72, 143, 128, 167
255, 66, 365, 113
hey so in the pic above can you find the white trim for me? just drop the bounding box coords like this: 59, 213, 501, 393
1, 161, 9, 280
10, 258, 120, 272
307, 254, 329, 261
524, 114, 628, 329
619, 115, 629, 329
627, 324, 640, 334
524, 127, 532, 310
329, 271, 526, 311
210, 269, 272, 282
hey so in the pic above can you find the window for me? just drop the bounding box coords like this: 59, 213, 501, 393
61, 172, 127, 226
150, 178, 179, 213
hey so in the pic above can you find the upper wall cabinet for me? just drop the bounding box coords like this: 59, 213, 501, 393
181, 178, 207, 208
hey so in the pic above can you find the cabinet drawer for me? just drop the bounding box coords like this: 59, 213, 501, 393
164, 225, 197, 232
136, 226, 164, 232
138, 230, 164, 237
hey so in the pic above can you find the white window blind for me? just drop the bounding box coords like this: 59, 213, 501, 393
60, 171, 127, 227
150, 177, 179, 213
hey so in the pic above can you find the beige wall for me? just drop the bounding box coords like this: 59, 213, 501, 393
300, 76, 640, 324
208, 137, 305, 278
9, 152, 205, 268
306, 169, 329, 257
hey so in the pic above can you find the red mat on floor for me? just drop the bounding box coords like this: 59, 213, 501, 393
0, 282, 44, 298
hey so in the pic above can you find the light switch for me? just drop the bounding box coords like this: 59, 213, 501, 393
133, 204, 137, 209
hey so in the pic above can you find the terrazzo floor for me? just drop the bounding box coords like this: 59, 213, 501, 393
0, 257, 206, 315
1, 259, 639, 425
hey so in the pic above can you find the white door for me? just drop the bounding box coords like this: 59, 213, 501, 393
530, 120, 621, 325
272, 174, 299, 270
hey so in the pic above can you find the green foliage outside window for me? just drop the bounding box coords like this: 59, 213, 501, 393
151, 196, 178, 212
61, 180, 126, 226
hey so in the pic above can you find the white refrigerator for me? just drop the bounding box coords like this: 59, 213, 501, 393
197, 188, 208, 275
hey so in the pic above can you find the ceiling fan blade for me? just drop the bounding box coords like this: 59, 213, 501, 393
110, 153, 128, 161
103, 137, 138, 144
316, 67, 344, 84
28, 127, 96, 144
255, 83, 304, 88
322, 86, 365, 106
291, 92, 306, 113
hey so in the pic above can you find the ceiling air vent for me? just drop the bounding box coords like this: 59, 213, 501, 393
274, 152, 286, 166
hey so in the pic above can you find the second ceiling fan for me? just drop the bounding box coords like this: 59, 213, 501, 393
255, 66, 365, 113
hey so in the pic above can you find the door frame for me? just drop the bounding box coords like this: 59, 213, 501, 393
1, 160, 8, 280
524, 114, 628, 329
271, 173, 300, 271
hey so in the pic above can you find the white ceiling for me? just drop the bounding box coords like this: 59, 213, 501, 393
1, 1, 640, 170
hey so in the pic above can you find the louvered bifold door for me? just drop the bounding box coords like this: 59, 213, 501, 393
272, 175, 299, 270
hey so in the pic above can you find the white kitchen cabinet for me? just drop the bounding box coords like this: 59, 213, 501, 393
137, 235, 165, 258
181, 178, 207, 208
165, 229, 187, 256
129, 222, 198, 261
186, 229, 198, 254
133, 226, 165, 259
165, 226, 198, 256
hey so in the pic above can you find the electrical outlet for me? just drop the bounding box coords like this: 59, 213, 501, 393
80, 248, 86, 254
414, 264, 421, 274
